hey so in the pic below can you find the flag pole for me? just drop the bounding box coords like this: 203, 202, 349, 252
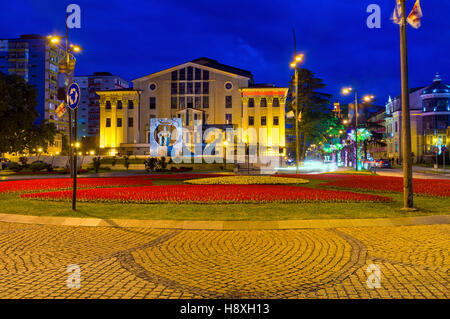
293, 28, 300, 174
399, 0, 414, 209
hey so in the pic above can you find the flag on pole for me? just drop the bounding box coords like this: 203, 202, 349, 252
407, 0, 423, 29
392, 0, 403, 24
56, 102, 66, 118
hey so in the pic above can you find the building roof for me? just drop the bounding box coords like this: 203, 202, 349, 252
422, 73, 450, 95
133, 57, 253, 81
96, 88, 140, 94
191, 57, 253, 78
393, 87, 424, 100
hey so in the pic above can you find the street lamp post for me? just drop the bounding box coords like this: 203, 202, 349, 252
342, 87, 374, 171
290, 54, 304, 174
342, 84, 358, 170
48, 27, 82, 211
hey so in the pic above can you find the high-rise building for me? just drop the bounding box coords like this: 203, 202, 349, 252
74, 72, 129, 137
0, 34, 75, 153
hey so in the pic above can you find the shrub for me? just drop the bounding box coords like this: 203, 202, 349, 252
19, 156, 28, 168
123, 156, 130, 170
8, 162, 22, 172
92, 157, 101, 173
29, 162, 48, 172
159, 157, 167, 170
145, 157, 158, 172
111, 156, 117, 167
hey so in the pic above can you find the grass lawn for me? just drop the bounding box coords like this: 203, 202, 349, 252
0, 177, 448, 221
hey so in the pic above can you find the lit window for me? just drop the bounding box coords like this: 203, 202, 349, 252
187, 96, 193, 108
179, 97, 185, 109
203, 82, 209, 94
202, 96, 209, 108
225, 114, 232, 124
149, 97, 156, 109
195, 68, 201, 80
261, 116, 267, 126
171, 97, 177, 109
225, 96, 232, 108
273, 98, 280, 107
179, 68, 185, 80
273, 116, 279, 126
171, 82, 177, 94
187, 82, 193, 94
187, 66, 193, 80
195, 82, 201, 94
179, 82, 185, 95
260, 98, 267, 107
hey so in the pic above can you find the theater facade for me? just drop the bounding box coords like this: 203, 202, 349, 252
98, 58, 288, 159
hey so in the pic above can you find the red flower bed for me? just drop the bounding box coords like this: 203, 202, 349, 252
21, 185, 392, 203
146, 173, 224, 180
321, 175, 450, 197
275, 174, 346, 180
0, 176, 153, 193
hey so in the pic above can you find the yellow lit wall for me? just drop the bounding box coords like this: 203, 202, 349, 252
98, 90, 140, 154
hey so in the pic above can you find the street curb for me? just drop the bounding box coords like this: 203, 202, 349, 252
0, 213, 448, 230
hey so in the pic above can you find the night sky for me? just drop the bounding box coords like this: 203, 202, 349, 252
1, 0, 449, 107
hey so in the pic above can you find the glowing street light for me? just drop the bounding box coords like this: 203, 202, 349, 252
70, 44, 82, 53
363, 95, 375, 102
47, 35, 61, 44
341, 85, 359, 171
290, 53, 305, 173
342, 87, 352, 95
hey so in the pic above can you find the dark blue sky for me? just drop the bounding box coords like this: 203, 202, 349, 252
1, 0, 449, 106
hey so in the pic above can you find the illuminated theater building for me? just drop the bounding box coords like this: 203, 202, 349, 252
98, 58, 288, 158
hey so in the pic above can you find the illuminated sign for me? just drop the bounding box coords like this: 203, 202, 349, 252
149, 118, 182, 157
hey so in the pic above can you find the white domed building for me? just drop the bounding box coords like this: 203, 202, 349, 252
385, 73, 450, 163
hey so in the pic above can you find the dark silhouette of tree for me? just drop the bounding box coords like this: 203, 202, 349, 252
0, 72, 57, 154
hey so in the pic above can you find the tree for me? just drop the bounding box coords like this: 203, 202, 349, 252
123, 155, 130, 170
0, 72, 57, 155
286, 68, 333, 162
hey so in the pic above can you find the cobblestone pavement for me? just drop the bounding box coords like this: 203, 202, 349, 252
0, 221, 448, 299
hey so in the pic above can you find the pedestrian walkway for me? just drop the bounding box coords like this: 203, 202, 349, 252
0, 220, 447, 298
0, 213, 448, 230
